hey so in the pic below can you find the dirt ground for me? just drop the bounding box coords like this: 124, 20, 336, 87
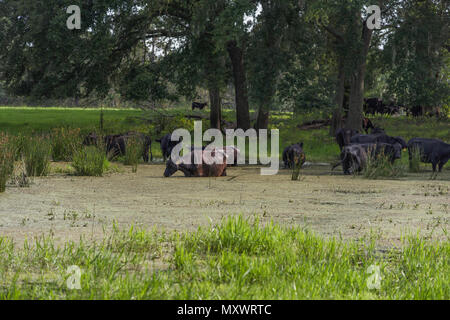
0, 163, 449, 248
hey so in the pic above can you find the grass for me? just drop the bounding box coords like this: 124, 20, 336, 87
362, 153, 407, 179
123, 137, 142, 173
409, 147, 422, 173
0, 134, 15, 192
22, 136, 52, 177
72, 146, 110, 177
0, 216, 448, 299
51, 127, 82, 162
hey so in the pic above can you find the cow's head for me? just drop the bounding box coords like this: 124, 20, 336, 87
164, 159, 179, 177
394, 137, 408, 150
392, 143, 403, 160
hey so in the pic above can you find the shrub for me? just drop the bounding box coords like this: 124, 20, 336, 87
0, 134, 15, 193
22, 136, 52, 177
123, 137, 142, 173
51, 127, 82, 161
362, 152, 406, 179
72, 146, 109, 176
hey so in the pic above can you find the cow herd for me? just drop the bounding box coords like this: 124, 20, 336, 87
83, 123, 449, 178
333, 126, 450, 175
363, 98, 443, 118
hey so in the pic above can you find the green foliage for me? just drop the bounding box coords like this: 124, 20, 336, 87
22, 136, 52, 177
51, 128, 82, 162
123, 137, 142, 173
380, 0, 449, 108
409, 147, 422, 173
0, 134, 15, 193
72, 146, 110, 177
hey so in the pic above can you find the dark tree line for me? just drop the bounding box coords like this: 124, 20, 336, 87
0, 0, 448, 132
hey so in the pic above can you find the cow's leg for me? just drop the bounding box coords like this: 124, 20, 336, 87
221, 168, 227, 176
432, 162, 437, 172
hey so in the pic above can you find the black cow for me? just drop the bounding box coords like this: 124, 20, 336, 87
282, 143, 306, 169
362, 118, 375, 134
364, 98, 384, 115
371, 127, 385, 135
122, 131, 153, 163
336, 128, 359, 151
333, 143, 402, 175
84, 132, 152, 162
156, 133, 183, 161
192, 102, 208, 111
407, 138, 450, 172
351, 133, 407, 149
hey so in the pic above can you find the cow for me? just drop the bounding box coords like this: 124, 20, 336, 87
192, 102, 208, 111
371, 127, 385, 135
364, 98, 384, 115
223, 146, 240, 166
122, 131, 153, 163
164, 148, 228, 177
407, 138, 450, 173
351, 133, 407, 150
156, 133, 183, 162
335, 128, 359, 151
282, 143, 306, 169
333, 143, 402, 175
83, 132, 152, 162
83, 132, 98, 146
104, 134, 126, 159
362, 118, 375, 134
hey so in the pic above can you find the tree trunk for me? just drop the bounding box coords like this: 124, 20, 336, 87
255, 106, 269, 130
209, 86, 222, 130
346, 22, 374, 131
226, 40, 251, 130
330, 60, 346, 136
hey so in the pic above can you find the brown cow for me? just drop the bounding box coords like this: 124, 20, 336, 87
164, 148, 228, 177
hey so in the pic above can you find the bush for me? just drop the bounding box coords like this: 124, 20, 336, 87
22, 136, 52, 177
51, 127, 82, 161
123, 137, 142, 173
72, 146, 109, 176
0, 134, 15, 193
362, 152, 406, 179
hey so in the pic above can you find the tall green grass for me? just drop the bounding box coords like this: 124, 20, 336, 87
123, 137, 142, 173
408, 147, 422, 173
22, 136, 52, 177
0, 134, 15, 192
0, 216, 448, 299
72, 146, 110, 176
362, 153, 406, 179
51, 127, 82, 162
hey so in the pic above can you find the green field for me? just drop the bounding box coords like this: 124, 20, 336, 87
1, 106, 449, 164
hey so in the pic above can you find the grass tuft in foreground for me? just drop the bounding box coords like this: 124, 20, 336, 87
0, 216, 448, 300
72, 146, 110, 176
